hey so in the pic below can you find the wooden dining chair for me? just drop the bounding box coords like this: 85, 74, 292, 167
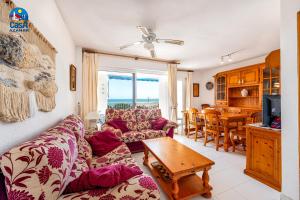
203, 109, 224, 151
201, 104, 210, 110
250, 111, 262, 123
187, 108, 205, 141
229, 111, 262, 152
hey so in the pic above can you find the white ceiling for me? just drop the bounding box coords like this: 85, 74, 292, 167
55, 0, 280, 69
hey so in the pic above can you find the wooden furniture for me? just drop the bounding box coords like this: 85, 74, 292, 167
203, 109, 224, 151
201, 104, 210, 110
215, 73, 227, 106
263, 49, 280, 95
220, 113, 248, 152
244, 124, 281, 191
142, 137, 215, 199
187, 108, 205, 141
214, 63, 265, 112
197, 111, 248, 152
229, 112, 262, 152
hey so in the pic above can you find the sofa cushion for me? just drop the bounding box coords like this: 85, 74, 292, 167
136, 109, 162, 131
151, 117, 168, 130
90, 143, 131, 168
121, 131, 146, 143
141, 129, 167, 139
77, 137, 92, 166
106, 109, 137, 131
66, 157, 89, 186
64, 164, 143, 194
107, 118, 129, 133
0, 131, 78, 200
87, 130, 123, 157
58, 114, 85, 141
58, 174, 159, 200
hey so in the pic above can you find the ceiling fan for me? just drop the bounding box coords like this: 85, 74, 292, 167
120, 26, 184, 58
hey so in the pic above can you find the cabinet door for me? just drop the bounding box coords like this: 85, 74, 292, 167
241, 67, 259, 85
227, 71, 240, 87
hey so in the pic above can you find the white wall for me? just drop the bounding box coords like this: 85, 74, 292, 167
280, 0, 300, 199
191, 56, 266, 109
0, 0, 76, 154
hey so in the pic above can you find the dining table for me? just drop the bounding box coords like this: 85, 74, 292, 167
184, 110, 249, 152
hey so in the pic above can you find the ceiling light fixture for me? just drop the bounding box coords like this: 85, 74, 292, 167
220, 49, 242, 65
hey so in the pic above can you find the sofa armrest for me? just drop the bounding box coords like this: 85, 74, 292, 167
101, 124, 123, 139
164, 120, 178, 129
163, 120, 178, 138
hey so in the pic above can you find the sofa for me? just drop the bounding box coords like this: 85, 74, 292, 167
102, 108, 178, 153
0, 115, 160, 200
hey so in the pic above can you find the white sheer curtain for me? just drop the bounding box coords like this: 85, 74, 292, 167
159, 75, 169, 119
185, 72, 192, 109
168, 64, 177, 122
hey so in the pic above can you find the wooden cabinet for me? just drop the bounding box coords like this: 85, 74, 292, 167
263, 50, 280, 95
227, 71, 240, 86
215, 74, 227, 106
241, 67, 260, 85
227, 65, 260, 87
245, 125, 281, 191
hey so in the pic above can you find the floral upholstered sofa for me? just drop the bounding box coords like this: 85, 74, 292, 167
102, 108, 178, 152
0, 115, 160, 200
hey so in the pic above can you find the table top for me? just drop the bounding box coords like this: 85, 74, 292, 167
142, 137, 214, 175
196, 112, 248, 120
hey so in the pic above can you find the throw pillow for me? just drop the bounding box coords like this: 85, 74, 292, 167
107, 118, 129, 133
87, 130, 123, 157
151, 117, 168, 130
64, 164, 143, 194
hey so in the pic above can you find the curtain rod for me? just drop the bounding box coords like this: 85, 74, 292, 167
83, 48, 180, 64
177, 69, 194, 72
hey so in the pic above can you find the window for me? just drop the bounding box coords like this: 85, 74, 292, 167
136, 73, 159, 109
98, 71, 164, 113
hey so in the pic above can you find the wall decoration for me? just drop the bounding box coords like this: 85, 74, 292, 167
193, 83, 199, 97
206, 81, 214, 90
70, 64, 76, 91
0, 1, 57, 122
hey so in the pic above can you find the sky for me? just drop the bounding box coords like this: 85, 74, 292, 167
108, 77, 159, 99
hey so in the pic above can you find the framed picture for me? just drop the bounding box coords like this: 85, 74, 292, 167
193, 83, 199, 97
70, 64, 76, 91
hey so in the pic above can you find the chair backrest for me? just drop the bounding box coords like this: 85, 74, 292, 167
188, 108, 198, 123
203, 109, 221, 134
250, 112, 262, 123
201, 104, 210, 110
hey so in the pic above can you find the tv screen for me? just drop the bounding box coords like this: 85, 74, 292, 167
262, 95, 281, 127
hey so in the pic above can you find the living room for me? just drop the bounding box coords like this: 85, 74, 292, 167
0, 0, 299, 200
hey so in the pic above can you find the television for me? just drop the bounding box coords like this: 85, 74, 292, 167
262, 95, 281, 128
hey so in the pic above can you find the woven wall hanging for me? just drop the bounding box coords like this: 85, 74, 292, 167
0, 1, 57, 122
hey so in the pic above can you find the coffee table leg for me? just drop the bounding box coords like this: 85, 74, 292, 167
172, 179, 179, 199
202, 169, 212, 198
143, 147, 149, 165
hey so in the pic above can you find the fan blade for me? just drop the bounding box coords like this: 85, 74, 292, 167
156, 39, 184, 45
137, 26, 151, 36
150, 49, 156, 58
120, 41, 144, 50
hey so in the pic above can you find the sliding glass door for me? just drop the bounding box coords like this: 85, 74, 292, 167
98, 71, 168, 117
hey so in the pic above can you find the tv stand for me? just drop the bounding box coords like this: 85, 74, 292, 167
245, 124, 281, 191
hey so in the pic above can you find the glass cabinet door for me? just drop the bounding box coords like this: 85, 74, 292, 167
263, 66, 280, 95
216, 76, 226, 101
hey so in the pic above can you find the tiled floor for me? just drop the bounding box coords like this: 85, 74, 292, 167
132, 134, 281, 200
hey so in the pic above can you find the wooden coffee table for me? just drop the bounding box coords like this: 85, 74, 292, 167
142, 137, 215, 200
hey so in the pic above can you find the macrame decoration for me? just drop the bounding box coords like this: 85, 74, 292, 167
0, 1, 57, 122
